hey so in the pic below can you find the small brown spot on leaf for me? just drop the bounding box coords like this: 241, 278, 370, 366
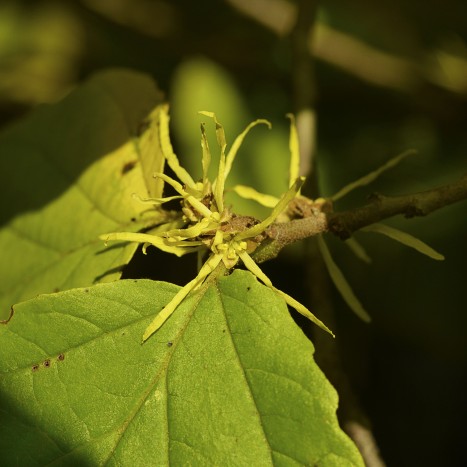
0, 307, 14, 324
32, 364, 39, 372
43, 359, 51, 368
167, 341, 173, 347
137, 119, 151, 136
121, 160, 137, 175
57, 354, 65, 361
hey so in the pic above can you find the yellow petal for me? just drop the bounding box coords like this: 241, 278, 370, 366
232, 185, 279, 208
200, 123, 211, 193
215, 154, 226, 214
132, 193, 183, 205
318, 235, 371, 322
142, 253, 223, 341
238, 251, 333, 336
273, 289, 334, 337
224, 119, 271, 180
161, 217, 216, 239
154, 172, 187, 196
238, 250, 274, 287
286, 113, 300, 189
193, 252, 224, 289
155, 173, 212, 219
199, 111, 227, 213
330, 149, 417, 201
199, 111, 227, 152
236, 177, 305, 241
345, 237, 372, 263
186, 195, 215, 219
142, 277, 198, 341
361, 223, 444, 260
100, 232, 197, 257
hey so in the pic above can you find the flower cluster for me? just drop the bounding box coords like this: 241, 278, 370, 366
101, 108, 332, 342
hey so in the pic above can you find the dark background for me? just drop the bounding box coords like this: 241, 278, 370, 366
1, 1, 466, 465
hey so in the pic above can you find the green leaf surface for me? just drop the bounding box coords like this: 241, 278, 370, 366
0, 271, 363, 466
0, 69, 166, 319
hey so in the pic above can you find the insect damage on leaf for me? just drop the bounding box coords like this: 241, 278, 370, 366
0, 307, 14, 324
121, 160, 138, 175
101, 107, 333, 342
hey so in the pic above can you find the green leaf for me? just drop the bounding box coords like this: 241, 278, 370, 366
0, 271, 363, 466
0, 69, 166, 319
136, 103, 167, 199
361, 223, 445, 260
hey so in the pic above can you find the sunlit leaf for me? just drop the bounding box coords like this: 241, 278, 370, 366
0, 69, 165, 319
159, 106, 197, 189
136, 104, 167, 199
0, 272, 363, 466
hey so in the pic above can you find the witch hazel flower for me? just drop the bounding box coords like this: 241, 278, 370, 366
101, 108, 333, 342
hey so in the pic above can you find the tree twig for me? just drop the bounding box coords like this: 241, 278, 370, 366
251, 163, 467, 467
328, 173, 467, 239
253, 173, 467, 263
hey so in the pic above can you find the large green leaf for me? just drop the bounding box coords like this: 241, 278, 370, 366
0, 271, 363, 466
0, 69, 166, 319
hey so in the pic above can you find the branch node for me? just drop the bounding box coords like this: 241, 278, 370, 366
367, 192, 384, 203
404, 204, 425, 218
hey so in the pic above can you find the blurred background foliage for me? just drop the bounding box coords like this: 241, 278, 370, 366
1, 0, 466, 465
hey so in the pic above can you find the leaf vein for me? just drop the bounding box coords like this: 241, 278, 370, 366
5, 224, 63, 253
215, 281, 274, 464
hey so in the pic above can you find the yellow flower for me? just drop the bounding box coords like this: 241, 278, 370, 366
101, 109, 333, 342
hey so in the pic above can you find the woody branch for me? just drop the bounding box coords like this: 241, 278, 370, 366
253, 173, 467, 263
